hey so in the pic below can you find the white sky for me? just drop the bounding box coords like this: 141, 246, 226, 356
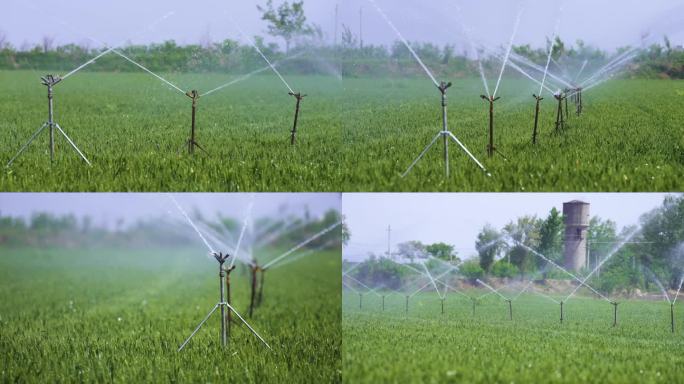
2, 0, 682, 50
343, 193, 680, 262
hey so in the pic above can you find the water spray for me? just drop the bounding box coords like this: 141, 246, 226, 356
480, 95, 505, 159
7, 75, 91, 167
178, 252, 271, 352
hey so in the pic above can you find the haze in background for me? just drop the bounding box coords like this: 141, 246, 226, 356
343, 193, 678, 262
2, 0, 682, 50
0, 193, 340, 229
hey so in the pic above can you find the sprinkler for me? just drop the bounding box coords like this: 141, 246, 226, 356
553, 92, 566, 131
288, 92, 307, 145
185, 90, 208, 155
560, 301, 564, 324
471, 297, 477, 317
480, 95, 506, 159
441, 298, 445, 315
532, 94, 543, 144
359, 293, 363, 309
382, 295, 385, 311
257, 267, 266, 306
611, 301, 619, 327
7, 74, 91, 167
178, 251, 271, 352
563, 88, 570, 118
573, 87, 583, 115
248, 263, 263, 318
405, 295, 409, 314
506, 299, 513, 321
671, 302, 675, 333
401, 81, 489, 178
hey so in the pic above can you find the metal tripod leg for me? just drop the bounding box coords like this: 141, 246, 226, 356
6, 123, 48, 167
400, 131, 442, 178
178, 303, 219, 352
224, 302, 272, 350
55, 124, 92, 166
446, 132, 490, 175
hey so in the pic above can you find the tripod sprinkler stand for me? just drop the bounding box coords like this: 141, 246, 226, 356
554, 92, 566, 132
480, 95, 506, 159
178, 252, 271, 352
611, 301, 619, 327
7, 74, 91, 167
532, 94, 543, 144
401, 81, 489, 178
288, 92, 306, 145
185, 90, 208, 155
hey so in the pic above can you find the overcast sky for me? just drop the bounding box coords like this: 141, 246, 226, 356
2, 0, 682, 50
343, 193, 679, 262
0, 193, 340, 228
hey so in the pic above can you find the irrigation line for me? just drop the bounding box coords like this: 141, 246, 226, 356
168, 194, 215, 254
262, 221, 341, 270
580, 48, 639, 87
366, 0, 439, 87
269, 238, 337, 270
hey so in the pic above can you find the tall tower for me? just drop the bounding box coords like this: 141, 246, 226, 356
563, 200, 590, 271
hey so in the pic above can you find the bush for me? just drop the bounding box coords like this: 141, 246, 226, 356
460, 260, 484, 280
491, 261, 518, 278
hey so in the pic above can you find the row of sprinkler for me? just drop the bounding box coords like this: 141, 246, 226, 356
352, 293, 677, 333
7, 74, 307, 167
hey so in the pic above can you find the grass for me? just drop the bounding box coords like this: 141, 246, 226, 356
343, 290, 684, 383
2, 71, 682, 191
0, 70, 343, 191
0, 246, 341, 383
340, 77, 684, 191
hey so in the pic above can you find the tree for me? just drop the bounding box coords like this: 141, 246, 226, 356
426, 242, 458, 264
476, 224, 502, 274
459, 259, 484, 281
341, 217, 351, 246
537, 207, 564, 272
340, 24, 357, 49
257, 0, 313, 53
503, 216, 542, 276
396, 240, 426, 262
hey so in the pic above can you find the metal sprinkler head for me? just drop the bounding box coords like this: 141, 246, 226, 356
41, 74, 62, 87
533, 94, 543, 101
438, 81, 452, 94
213, 251, 230, 265
288, 91, 307, 101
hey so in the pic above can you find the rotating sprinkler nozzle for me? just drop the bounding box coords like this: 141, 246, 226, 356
532, 94, 544, 144
480, 95, 505, 159
288, 92, 307, 145
185, 90, 208, 155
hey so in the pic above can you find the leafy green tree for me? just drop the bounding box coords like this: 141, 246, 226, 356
426, 242, 459, 263
476, 224, 502, 274
503, 216, 542, 276
491, 261, 518, 278
396, 241, 426, 262
257, 0, 313, 53
459, 259, 484, 281
537, 207, 564, 273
